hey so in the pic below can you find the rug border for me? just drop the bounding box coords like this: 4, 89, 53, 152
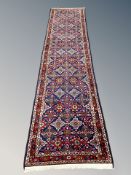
83, 8, 114, 168
23, 8, 53, 169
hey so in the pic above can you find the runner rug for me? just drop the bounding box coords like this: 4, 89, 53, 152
24, 7, 113, 171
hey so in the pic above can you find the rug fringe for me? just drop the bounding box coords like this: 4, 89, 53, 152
24, 163, 113, 172
51, 7, 86, 10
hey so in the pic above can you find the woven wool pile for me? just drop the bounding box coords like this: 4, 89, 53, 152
24, 8, 113, 171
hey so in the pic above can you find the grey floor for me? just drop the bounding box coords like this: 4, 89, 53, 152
0, 0, 130, 175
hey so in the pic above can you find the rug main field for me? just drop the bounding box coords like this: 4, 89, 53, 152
24, 7, 113, 171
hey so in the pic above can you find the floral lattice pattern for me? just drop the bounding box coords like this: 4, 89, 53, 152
24, 8, 113, 170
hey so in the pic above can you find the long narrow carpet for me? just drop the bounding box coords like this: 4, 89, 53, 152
24, 7, 113, 171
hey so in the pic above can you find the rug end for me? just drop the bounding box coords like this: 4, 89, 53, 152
24, 163, 113, 172
51, 7, 86, 10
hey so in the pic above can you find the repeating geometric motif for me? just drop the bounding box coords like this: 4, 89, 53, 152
24, 8, 113, 168
39, 9, 96, 156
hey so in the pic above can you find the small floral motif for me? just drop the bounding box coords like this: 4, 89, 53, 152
69, 116, 82, 130
50, 117, 65, 131
70, 136, 86, 150
55, 102, 63, 113
71, 103, 78, 111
